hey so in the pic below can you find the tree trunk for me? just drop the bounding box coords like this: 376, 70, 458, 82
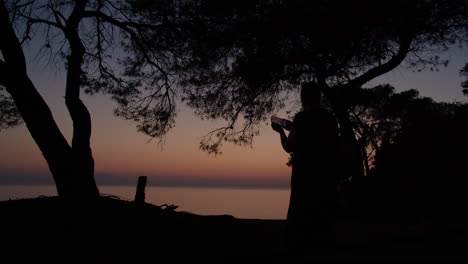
338, 116, 365, 181
1, 68, 74, 197
321, 82, 365, 181
362, 144, 371, 177
316, 29, 413, 183
63, 0, 100, 199
65, 97, 100, 199
0, 0, 99, 199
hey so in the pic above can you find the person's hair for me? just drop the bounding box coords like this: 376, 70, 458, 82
300, 82, 321, 107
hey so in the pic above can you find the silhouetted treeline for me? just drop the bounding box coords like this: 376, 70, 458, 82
339, 86, 468, 223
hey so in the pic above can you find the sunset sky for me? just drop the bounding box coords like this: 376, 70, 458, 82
0, 46, 466, 188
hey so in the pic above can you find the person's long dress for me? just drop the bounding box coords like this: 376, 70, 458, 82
286, 108, 338, 253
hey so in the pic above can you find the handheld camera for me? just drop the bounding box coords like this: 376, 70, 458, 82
271, 116, 289, 128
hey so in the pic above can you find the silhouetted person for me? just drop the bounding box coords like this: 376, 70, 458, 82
271, 82, 338, 255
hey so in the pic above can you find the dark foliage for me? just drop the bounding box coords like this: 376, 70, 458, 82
341, 92, 468, 224
461, 62, 468, 95
0, 85, 22, 130
3, 0, 189, 138
142, 0, 468, 153
344, 85, 422, 178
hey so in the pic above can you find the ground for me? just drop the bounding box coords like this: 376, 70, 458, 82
1, 196, 468, 261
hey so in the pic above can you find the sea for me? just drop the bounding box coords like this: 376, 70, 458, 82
0, 185, 290, 220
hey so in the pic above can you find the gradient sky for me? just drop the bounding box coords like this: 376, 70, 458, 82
0, 46, 466, 188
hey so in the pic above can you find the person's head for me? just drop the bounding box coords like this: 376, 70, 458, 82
300, 82, 321, 110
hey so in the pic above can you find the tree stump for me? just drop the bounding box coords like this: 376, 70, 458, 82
134, 176, 147, 204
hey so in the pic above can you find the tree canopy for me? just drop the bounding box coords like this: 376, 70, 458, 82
0, 0, 191, 197
134, 0, 467, 153
1, 0, 190, 136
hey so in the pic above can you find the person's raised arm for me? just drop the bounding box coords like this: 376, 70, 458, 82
272, 122, 296, 153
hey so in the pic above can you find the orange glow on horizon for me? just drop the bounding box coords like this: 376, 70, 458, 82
0, 95, 293, 188
1, 48, 467, 187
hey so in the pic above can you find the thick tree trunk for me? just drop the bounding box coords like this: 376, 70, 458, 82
0, 0, 99, 199
63, 0, 100, 199
1, 66, 74, 197
65, 97, 100, 199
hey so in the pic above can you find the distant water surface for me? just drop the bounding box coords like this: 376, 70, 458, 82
0, 185, 289, 219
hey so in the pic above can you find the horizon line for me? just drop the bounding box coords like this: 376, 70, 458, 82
0, 182, 290, 190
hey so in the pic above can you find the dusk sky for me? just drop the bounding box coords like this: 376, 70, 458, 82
0, 46, 466, 188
